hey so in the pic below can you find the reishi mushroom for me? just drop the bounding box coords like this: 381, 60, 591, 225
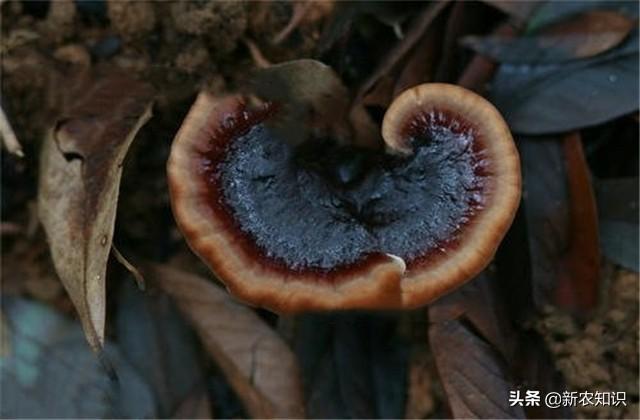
167, 83, 521, 312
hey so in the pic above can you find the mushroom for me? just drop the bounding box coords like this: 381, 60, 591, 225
167, 83, 521, 312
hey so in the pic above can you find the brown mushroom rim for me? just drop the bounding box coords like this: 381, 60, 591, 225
167, 84, 521, 311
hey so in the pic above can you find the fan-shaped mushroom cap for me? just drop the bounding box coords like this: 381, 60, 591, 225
167, 83, 520, 312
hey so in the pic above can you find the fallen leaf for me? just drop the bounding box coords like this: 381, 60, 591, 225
115, 279, 206, 418
1, 297, 156, 418
428, 273, 512, 359
148, 263, 305, 419
518, 138, 571, 309
596, 177, 639, 271
526, 0, 638, 33
480, 0, 542, 23
428, 272, 568, 418
554, 133, 600, 311
429, 318, 525, 419
462, 10, 635, 64
491, 33, 639, 134
517, 135, 601, 313
457, 22, 517, 92
294, 313, 408, 419
248, 58, 382, 149
37, 71, 153, 350
247, 59, 352, 146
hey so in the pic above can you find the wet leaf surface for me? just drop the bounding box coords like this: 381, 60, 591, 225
491, 34, 639, 134
463, 10, 635, 64
148, 263, 305, 419
37, 71, 153, 350
0, 297, 156, 418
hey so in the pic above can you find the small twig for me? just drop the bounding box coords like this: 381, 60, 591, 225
243, 38, 272, 69
272, 2, 313, 45
0, 102, 24, 158
112, 245, 145, 290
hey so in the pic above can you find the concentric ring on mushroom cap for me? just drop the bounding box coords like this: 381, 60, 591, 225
167, 84, 521, 313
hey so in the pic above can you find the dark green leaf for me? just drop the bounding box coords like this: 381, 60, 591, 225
491, 37, 639, 134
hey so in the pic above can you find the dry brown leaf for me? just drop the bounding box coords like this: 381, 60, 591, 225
38, 71, 153, 350
544, 10, 635, 59
248, 59, 352, 146
554, 132, 600, 311
148, 264, 305, 419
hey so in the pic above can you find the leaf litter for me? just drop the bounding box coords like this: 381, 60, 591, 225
147, 263, 305, 419
38, 69, 153, 351
2, 0, 639, 418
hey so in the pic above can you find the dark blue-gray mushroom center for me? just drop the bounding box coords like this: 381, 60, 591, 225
218, 121, 488, 271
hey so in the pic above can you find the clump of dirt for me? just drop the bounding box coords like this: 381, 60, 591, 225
40, 0, 76, 43
106, 0, 156, 40
536, 266, 639, 419
170, 1, 248, 56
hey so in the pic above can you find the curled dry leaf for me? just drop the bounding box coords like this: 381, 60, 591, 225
38, 71, 153, 350
248, 58, 381, 149
148, 264, 305, 419
247, 59, 351, 146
